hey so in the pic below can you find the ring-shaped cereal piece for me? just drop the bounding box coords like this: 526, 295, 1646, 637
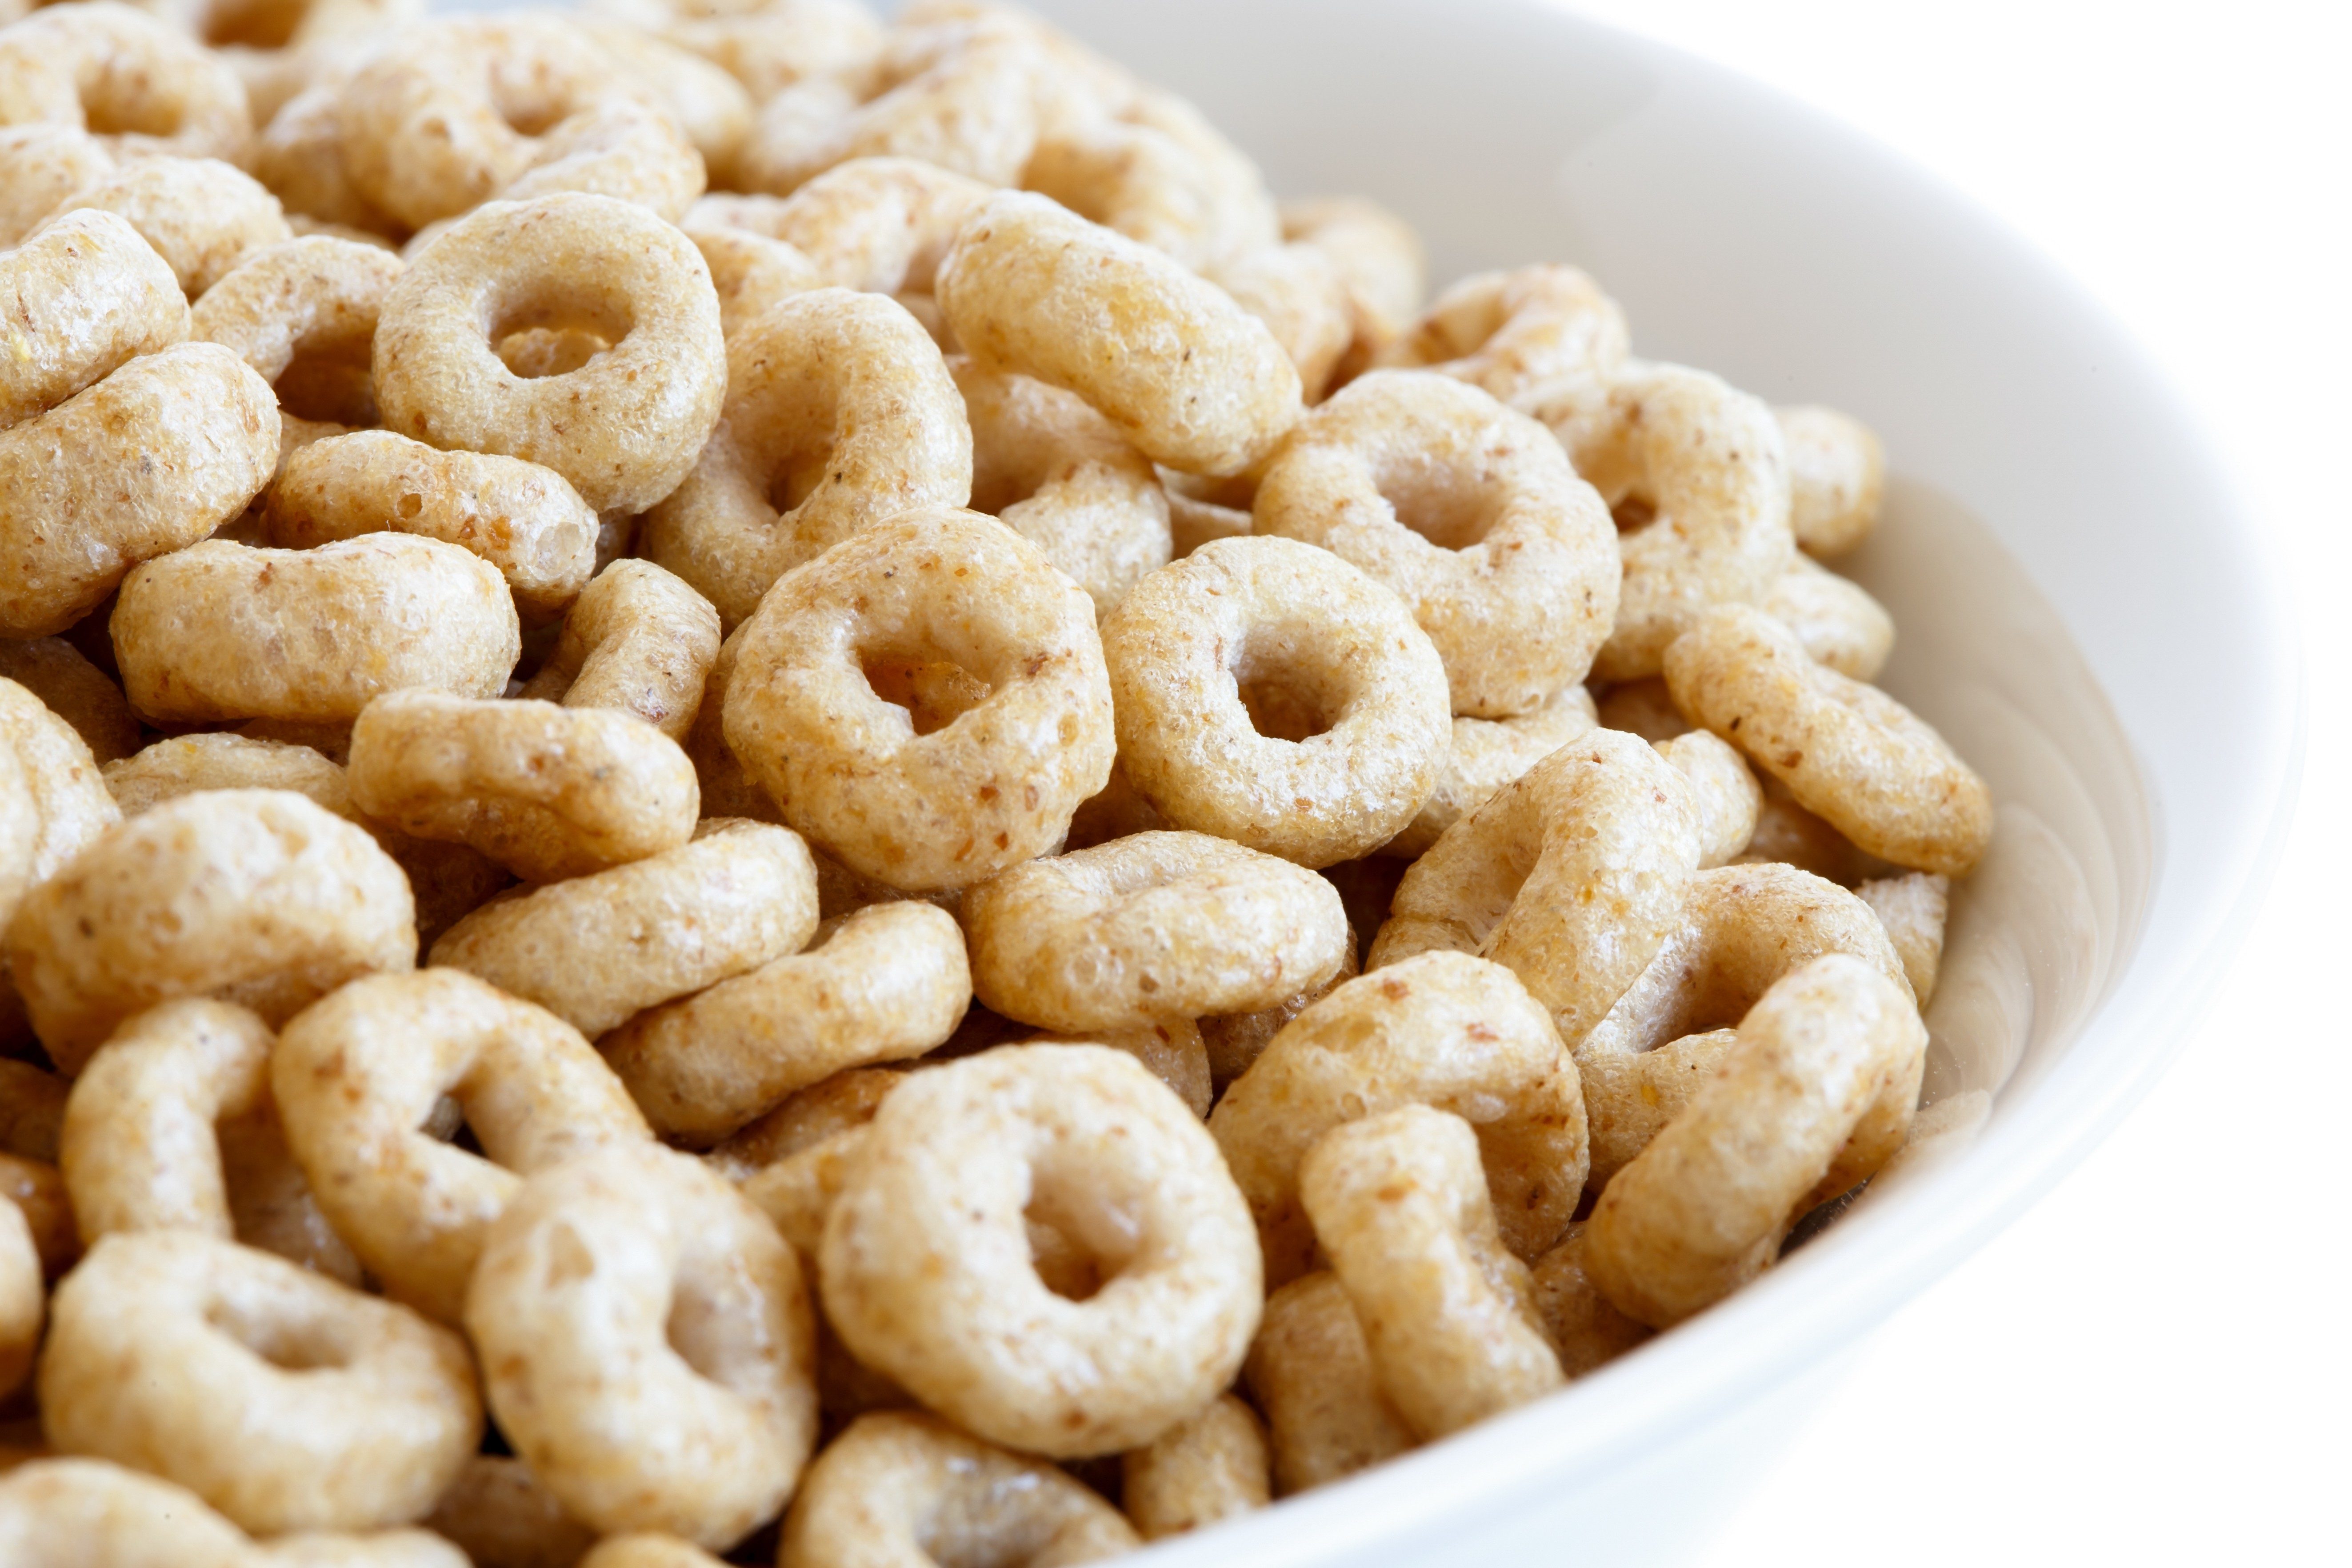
1209, 242, 1354, 403
1760, 552, 1895, 681
465, 1142, 817, 1549
348, 690, 699, 884
963, 829, 1347, 1033
1777, 403, 1885, 559
1857, 870, 1950, 1008
2, 343, 278, 640
430, 817, 817, 1039
1579, 363, 1797, 682
112, 536, 519, 724
952, 355, 1172, 617
0, 209, 187, 433
1656, 727, 1763, 869
1241, 1270, 1415, 1495
1368, 728, 1703, 1045
34, 156, 290, 299
37, 1230, 480, 1533
0, 124, 115, 247
723, 508, 1115, 893
1279, 196, 1426, 384
422, 1455, 597, 1568
373, 194, 726, 516
1574, 860, 1911, 1192
676, 214, 824, 338
1663, 604, 1993, 875
515, 559, 722, 740
602, 900, 967, 1143
1121, 1392, 1271, 1540
1375, 264, 1626, 417
0, 676, 120, 929
1383, 684, 1597, 859
0, 1198, 35, 1397
0, 1150, 76, 1280
1024, 96, 1276, 273
1300, 1104, 1563, 1439
641, 288, 972, 630
0, 3, 254, 164
4, 789, 414, 1074
265, 432, 599, 622
938, 190, 1304, 478
821, 1044, 1260, 1456
1529, 1224, 1652, 1377
574, 16, 754, 178
0, 1460, 251, 1568
744, 156, 992, 302
631, 0, 886, 102
1254, 369, 1620, 716
494, 96, 705, 223
1208, 949, 1585, 1284
191, 236, 404, 428
1102, 536, 1451, 868
1583, 953, 1928, 1327
272, 968, 652, 1323
779, 1411, 1140, 1568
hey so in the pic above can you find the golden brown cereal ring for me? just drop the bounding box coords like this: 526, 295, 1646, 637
5, 789, 414, 1073
1210, 243, 1353, 402
0, 1151, 76, 1278
265, 432, 599, 622
0, 640, 138, 766
1368, 729, 1703, 1044
708, 1063, 900, 1182
1777, 403, 1885, 558
422, 1456, 596, 1568
680, 223, 821, 337
1160, 466, 1256, 557
348, 691, 698, 884
0, 125, 114, 247
1583, 954, 1927, 1326
724, 509, 1114, 892
34, 156, 290, 299
192, 236, 399, 423
1580, 364, 1797, 682
680, 624, 780, 824
515, 559, 720, 740
1279, 196, 1425, 384
1383, 684, 1597, 860
1760, 552, 1895, 681
1023, 92, 1278, 274
2, 341, 280, 640
253, 73, 401, 237
1301, 1104, 1562, 1439
496, 96, 704, 222
603, 900, 965, 1143
1102, 536, 1451, 868
272, 968, 652, 1323
821, 1044, 1260, 1456
1198, 933, 1358, 1094
939, 190, 1304, 477
1657, 727, 1763, 869
0, 208, 187, 432
622, 0, 884, 102
1664, 604, 1994, 875
1857, 870, 1951, 1008
963, 830, 1346, 1033
641, 288, 972, 629
1592, 674, 1690, 744
1255, 369, 1620, 716
431, 817, 816, 1038
0, 3, 253, 164
575, 18, 754, 179
1209, 949, 1584, 1284
38, 1230, 480, 1532
1528, 1224, 1651, 1378
1376, 264, 1625, 421
745, 157, 990, 302
466, 1143, 816, 1549
0, 676, 121, 929
952, 355, 1172, 617
1241, 1271, 1413, 1495
373, 194, 726, 516
1575, 861, 1910, 1192
1738, 773, 1899, 886
0, 1198, 34, 1397
1121, 1392, 1269, 1540
112, 536, 518, 724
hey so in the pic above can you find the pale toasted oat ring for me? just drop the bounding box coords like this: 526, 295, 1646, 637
744, 156, 992, 300
0, 124, 115, 248
1279, 196, 1426, 384
1656, 728, 1762, 869
421, 1455, 597, 1568
1241, 1270, 1414, 1496
1575, 860, 1911, 1192
192, 236, 403, 427
1101, 536, 1451, 868
574, 17, 753, 177
1760, 552, 1894, 681
681, 223, 821, 337
1368, 728, 1703, 1046
0, 2, 253, 164
952, 354, 1172, 618
0, 1460, 252, 1568
708, 1064, 903, 1184
1208, 949, 1584, 1285
515, 559, 721, 740
496, 97, 704, 223
348, 691, 698, 884
0, 675, 121, 930
1777, 403, 1885, 559
602, 900, 965, 1143
0, 1151, 76, 1278
432, 817, 816, 1040
0, 208, 187, 432
0, 1197, 35, 1397
38, 1231, 480, 1532
1024, 105, 1268, 273
466, 1142, 817, 1549
253, 76, 400, 237
2, 342, 277, 640
373, 194, 726, 516
1856, 870, 1950, 1008
636, 0, 886, 103
35, 156, 291, 299
272, 967, 652, 1323
1583, 953, 1928, 1327
113, 536, 518, 724
580, 1537, 726, 1568
1301, 1105, 1562, 1440
1122, 1392, 1270, 1540
4, 789, 414, 1074
1663, 604, 1993, 875
1254, 370, 1619, 716
963, 829, 1347, 1033
1209, 242, 1353, 403
723, 509, 1115, 893
1375, 264, 1626, 418
937, 190, 1303, 477
1528, 1224, 1652, 1378
821, 1044, 1260, 1456
640, 287, 972, 629
267, 433, 594, 622
779, 1410, 1140, 1568
1383, 684, 1597, 859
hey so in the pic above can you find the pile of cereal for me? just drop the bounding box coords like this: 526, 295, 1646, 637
0, 0, 1993, 1559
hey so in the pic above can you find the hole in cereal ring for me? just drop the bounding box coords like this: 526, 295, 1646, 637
204, 1296, 357, 1372
1022, 1156, 1143, 1304
1612, 494, 1658, 534
1375, 460, 1500, 550
1229, 628, 1344, 744
495, 327, 613, 380
861, 648, 993, 736
274, 344, 379, 425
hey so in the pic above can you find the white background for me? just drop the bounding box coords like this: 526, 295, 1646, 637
1540, 3, 2352, 1561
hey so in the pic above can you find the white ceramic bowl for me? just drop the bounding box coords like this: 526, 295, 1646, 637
990, 2, 2301, 1563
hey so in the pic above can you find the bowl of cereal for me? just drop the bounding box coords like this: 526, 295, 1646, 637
0, 0, 2298, 1564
